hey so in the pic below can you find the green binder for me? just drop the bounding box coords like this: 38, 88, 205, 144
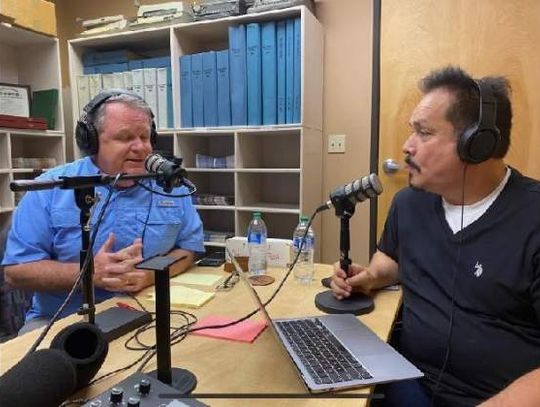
30, 89, 58, 130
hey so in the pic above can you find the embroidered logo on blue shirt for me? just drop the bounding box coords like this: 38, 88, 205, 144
158, 199, 177, 207
474, 261, 483, 278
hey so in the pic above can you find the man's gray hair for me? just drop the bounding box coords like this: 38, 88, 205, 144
92, 93, 153, 134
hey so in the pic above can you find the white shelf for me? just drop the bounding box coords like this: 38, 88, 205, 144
67, 6, 323, 258
203, 242, 226, 247
0, 26, 65, 233
187, 168, 236, 173
0, 23, 56, 45
195, 205, 235, 211
5, 129, 64, 137
235, 168, 300, 173
237, 204, 301, 214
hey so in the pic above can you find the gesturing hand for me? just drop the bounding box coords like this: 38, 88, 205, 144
93, 233, 152, 292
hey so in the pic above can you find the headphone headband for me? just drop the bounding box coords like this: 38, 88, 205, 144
75, 89, 157, 156
457, 80, 501, 164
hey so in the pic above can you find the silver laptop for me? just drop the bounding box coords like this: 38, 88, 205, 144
230, 256, 423, 393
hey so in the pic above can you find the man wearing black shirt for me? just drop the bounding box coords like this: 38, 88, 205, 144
332, 66, 540, 406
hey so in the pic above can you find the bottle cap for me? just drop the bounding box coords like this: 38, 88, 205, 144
300, 215, 309, 222
253, 212, 262, 219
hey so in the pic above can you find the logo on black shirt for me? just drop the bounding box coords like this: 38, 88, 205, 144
474, 261, 483, 278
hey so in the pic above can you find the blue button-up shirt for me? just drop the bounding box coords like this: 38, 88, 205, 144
2, 157, 204, 320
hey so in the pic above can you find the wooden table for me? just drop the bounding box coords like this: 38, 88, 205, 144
0, 264, 402, 406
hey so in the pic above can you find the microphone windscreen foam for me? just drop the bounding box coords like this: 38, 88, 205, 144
0, 348, 77, 407
50, 322, 109, 389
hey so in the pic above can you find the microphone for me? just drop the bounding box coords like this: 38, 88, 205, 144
0, 322, 108, 407
50, 322, 109, 390
144, 153, 193, 193
0, 349, 77, 407
318, 173, 383, 214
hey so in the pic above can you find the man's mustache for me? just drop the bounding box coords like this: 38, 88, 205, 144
404, 155, 421, 173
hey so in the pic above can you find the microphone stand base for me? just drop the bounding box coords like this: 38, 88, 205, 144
314, 290, 374, 315
148, 367, 198, 394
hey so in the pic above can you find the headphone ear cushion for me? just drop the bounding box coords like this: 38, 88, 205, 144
458, 127, 500, 164
75, 119, 91, 156
75, 115, 99, 156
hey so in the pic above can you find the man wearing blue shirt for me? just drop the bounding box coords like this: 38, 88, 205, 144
2, 90, 204, 333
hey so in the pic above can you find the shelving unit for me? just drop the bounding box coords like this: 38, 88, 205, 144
0, 24, 65, 230
67, 6, 323, 258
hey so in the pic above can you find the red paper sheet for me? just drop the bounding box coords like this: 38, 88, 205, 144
192, 315, 267, 343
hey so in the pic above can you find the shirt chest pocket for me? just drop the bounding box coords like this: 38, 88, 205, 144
50, 208, 82, 261
136, 208, 184, 257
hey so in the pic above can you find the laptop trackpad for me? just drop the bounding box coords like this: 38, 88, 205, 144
322, 315, 392, 356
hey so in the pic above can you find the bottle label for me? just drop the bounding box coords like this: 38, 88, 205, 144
248, 232, 265, 244
293, 236, 314, 250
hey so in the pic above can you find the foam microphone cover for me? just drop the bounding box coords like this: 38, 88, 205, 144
0, 348, 77, 407
50, 322, 109, 390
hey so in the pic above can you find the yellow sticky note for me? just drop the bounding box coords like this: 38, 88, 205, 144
147, 286, 215, 308
171, 273, 223, 287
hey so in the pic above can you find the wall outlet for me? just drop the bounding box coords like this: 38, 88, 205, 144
328, 134, 346, 153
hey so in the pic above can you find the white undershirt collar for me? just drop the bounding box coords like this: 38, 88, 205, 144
442, 167, 511, 234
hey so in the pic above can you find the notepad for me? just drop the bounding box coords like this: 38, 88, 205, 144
147, 286, 215, 308
192, 315, 267, 343
171, 272, 223, 287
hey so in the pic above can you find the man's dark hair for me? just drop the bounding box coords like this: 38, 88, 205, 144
419, 66, 512, 158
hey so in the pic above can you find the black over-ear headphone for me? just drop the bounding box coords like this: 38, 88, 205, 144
457, 80, 501, 164
75, 89, 158, 156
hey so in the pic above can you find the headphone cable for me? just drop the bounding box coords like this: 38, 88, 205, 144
430, 164, 468, 405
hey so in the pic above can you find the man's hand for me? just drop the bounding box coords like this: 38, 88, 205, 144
330, 262, 373, 300
93, 233, 153, 292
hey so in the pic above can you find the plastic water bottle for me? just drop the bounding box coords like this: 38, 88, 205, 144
292, 215, 315, 284
247, 212, 267, 276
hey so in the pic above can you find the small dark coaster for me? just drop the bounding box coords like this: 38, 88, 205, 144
248, 275, 275, 286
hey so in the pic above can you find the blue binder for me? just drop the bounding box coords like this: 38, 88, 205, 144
216, 50, 232, 126
276, 20, 286, 125
143, 56, 171, 68
128, 60, 144, 70
229, 25, 247, 125
285, 19, 295, 124
293, 17, 301, 123
191, 53, 204, 127
83, 66, 96, 75
180, 55, 193, 128
202, 51, 218, 127
261, 21, 277, 125
83, 49, 135, 66
246, 23, 262, 125
94, 63, 128, 74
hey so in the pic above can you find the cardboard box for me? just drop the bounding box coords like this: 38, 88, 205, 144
225, 237, 293, 268
0, 0, 57, 37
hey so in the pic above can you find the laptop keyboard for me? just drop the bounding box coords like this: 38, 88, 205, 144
275, 318, 373, 385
